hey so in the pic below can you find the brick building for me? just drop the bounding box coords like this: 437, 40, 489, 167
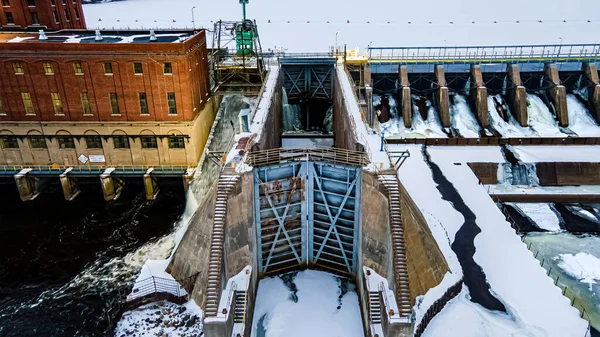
0, 29, 217, 167
1, 0, 85, 30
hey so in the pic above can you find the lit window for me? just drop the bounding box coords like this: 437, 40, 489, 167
168, 136, 185, 149
164, 62, 172, 74
29, 136, 47, 149
141, 136, 157, 149
1, 136, 19, 149
21, 92, 34, 115
133, 62, 143, 75
13, 61, 23, 74
85, 135, 102, 149
73, 61, 83, 74
167, 92, 177, 115
43, 62, 54, 74
103, 62, 113, 75
80, 92, 92, 115
109, 92, 120, 115
138, 92, 149, 115
113, 136, 129, 149
51, 92, 63, 114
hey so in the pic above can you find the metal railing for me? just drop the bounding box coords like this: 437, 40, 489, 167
414, 278, 463, 337
0, 164, 193, 174
126, 276, 185, 302
246, 147, 369, 168
368, 44, 600, 64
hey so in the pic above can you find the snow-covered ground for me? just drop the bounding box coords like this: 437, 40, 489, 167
509, 145, 600, 163
390, 144, 589, 336
507, 202, 563, 231
115, 300, 203, 337
82, 0, 600, 52
251, 270, 363, 337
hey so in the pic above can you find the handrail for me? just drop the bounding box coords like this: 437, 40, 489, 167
0, 164, 194, 173
414, 278, 463, 337
369, 44, 600, 63
246, 147, 369, 168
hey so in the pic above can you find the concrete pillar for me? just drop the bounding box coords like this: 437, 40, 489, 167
470, 65, 489, 128
433, 65, 451, 128
365, 84, 374, 127
100, 168, 123, 201
14, 169, 38, 201
59, 167, 80, 201
143, 168, 160, 201
506, 64, 529, 126
183, 168, 196, 193
398, 65, 413, 128
582, 62, 600, 122
544, 63, 569, 127
364, 63, 372, 88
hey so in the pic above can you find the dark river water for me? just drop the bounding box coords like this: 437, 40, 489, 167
0, 178, 185, 337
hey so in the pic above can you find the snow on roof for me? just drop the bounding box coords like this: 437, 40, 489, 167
83, 0, 600, 52
509, 145, 600, 163
1, 31, 193, 44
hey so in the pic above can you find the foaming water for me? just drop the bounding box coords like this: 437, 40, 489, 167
526, 94, 566, 137
0, 180, 185, 336
566, 94, 600, 136
450, 94, 481, 137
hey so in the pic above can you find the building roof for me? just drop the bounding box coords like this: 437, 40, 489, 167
0, 29, 195, 44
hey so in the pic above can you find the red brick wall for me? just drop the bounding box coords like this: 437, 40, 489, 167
0, 31, 210, 123
0, 0, 86, 30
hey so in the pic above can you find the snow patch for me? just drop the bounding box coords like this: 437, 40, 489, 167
558, 252, 600, 290
509, 203, 562, 231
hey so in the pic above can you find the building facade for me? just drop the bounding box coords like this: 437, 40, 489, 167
0, 29, 216, 168
0, 0, 85, 30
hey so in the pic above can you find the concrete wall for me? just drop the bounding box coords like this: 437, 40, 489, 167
537, 162, 600, 186
333, 68, 363, 151
168, 179, 217, 308
251, 70, 282, 151
398, 179, 450, 304
467, 162, 499, 185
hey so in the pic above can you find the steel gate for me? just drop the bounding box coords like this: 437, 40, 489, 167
254, 161, 361, 275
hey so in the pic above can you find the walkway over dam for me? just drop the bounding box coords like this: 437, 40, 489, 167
164, 46, 596, 337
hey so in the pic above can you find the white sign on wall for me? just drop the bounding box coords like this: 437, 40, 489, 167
78, 154, 88, 164
89, 155, 106, 163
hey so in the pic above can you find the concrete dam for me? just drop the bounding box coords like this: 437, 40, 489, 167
165, 45, 599, 337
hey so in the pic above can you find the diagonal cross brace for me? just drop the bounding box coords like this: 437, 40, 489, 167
262, 177, 302, 271
310, 67, 332, 99
310, 165, 355, 272
284, 67, 305, 95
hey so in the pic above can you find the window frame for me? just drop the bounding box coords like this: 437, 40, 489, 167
168, 136, 185, 149
109, 92, 120, 115
113, 136, 130, 149
80, 92, 92, 115
72, 61, 83, 75
84, 135, 102, 149
140, 136, 158, 149
163, 62, 172, 75
21, 92, 34, 115
1, 135, 19, 149
29, 135, 47, 149
138, 92, 149, 115
133, 62, 143, 75
167, 92, 177, 115
51, 92, 63, 115
13, 61, 23, 74
103, 62, 113, 75
57, 135, 75, 149
43, 62, 54, 75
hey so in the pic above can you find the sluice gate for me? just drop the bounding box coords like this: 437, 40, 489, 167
254, 160, 361, 275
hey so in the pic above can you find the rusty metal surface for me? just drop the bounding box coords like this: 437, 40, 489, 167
385, 137, 600, 146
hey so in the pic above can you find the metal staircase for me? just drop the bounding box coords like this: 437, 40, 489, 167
378, 174, 412, 317
233, 290, 247, 324
369, 291, 382, 324
205, 168, 239, 317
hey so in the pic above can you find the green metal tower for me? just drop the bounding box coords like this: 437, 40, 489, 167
236, 0, 254, 56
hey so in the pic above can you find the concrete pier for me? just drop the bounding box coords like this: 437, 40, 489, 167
544, 63, 569, 127
14, 168, 38, 201
100, 168, 123, 201
399, 65, 412, 128
59, 167, 80, 201
582, 62, 600, 122
143, 168, 160, 201
470, 65, 489, 128
433, 65, 451, 128
365, 84, 374, 127
506, 65, 529, 126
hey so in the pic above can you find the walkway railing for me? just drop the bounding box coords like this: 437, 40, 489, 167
414, 278, 463, 337
369, 44, 600, 64
126, 276, 185, 302
246, 147, 369, 167
0, 164, 193, 175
